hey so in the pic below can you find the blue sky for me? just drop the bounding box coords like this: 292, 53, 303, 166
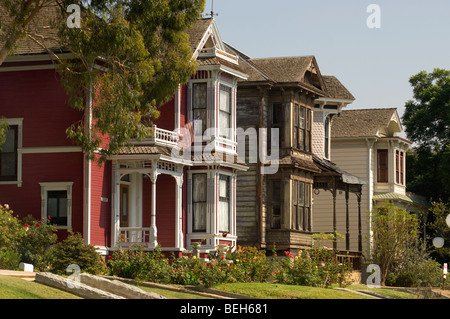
203, 0, 450, 125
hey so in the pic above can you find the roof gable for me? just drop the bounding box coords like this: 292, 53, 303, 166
331, 108, 403, 138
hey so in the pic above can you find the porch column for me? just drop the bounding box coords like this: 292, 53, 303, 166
357, 192, 362, 253
174, 174, 184, 249
345, 185, 350, 251
149, 165, 159, 248
112, 161, 121, 248
332, 177, 337, 250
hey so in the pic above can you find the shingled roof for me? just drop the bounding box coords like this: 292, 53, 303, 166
185, 18, 214, 53
0, 3, 64, 56
1, 5, 214, 57
331, 108, 400, 138
322, 75, 355, 101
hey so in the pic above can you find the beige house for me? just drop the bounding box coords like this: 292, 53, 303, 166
312, 108, 429, 258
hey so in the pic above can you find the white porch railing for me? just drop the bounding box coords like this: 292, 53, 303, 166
119, 227, 151, 247
214, 136, 237, 154
149, 125, 179, 147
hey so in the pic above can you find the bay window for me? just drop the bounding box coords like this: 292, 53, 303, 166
377, 149, 388, 183
293, 104, 312, 152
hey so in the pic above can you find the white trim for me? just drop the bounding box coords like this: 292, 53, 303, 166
39, 181, 73, 231
4, 53, 74, 63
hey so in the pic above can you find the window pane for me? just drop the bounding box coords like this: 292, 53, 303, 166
193, 83, 207, 109
218, 175, 230, 232
219, 86, 231, 112
193, 203, 206, 232
47, 190, 68, 226
193, 174, 207, 202
300, 107, 305, 129
298, 182, 304, 206
193, 174, 207, 232
0, 153, 16, 177
2, 128, 16, 152
219, 110, 230, 138
377, 150, 388, 182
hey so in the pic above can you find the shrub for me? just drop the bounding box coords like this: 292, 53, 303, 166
108, 245, 172, 283
49, 233, 108, 275
387, 259, 442, 287
0, 204, 26, 252
274, 247, 353, 288
227, 246, 273, 283
18, 215, 58, 271
0, 248, 21, 270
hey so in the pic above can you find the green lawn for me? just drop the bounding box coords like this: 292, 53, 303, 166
214, 282, 376, 299
0, 275, 82, 299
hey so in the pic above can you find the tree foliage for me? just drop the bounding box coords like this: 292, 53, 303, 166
369, 202, 421, 286
0, 0, 205, 160
402, 69, 450, 201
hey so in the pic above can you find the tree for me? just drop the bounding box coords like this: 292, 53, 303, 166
0, 0, 205, 160
402, 69, 450, 201
369, 202, 421, 286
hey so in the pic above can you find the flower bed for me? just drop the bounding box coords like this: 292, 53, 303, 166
107, 245, 354, 288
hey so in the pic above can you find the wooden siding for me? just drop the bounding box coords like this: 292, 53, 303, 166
313, 140, 371, 253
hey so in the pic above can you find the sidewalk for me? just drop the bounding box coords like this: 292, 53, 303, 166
0, 269, 36, 281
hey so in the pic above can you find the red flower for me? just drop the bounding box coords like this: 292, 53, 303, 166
174, 269, 178, 272
210, 263, 214, 266
48, 216, 51, 219
24, 223, 29, 228
36, 223, 40, 227
221, 256, 225, 259
108, 255, 112, 259
274, 271, 278, 274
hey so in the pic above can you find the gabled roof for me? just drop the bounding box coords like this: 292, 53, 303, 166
331, 108, 404, 138
321, 75, 355, 101
0, 3, 64, 56
185, 18, 214, 54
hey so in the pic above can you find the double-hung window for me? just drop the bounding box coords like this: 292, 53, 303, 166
219, 85, 232, 139
40, 182, 73, 229
292, 181, 311, 231
293, 104, 312, 152
192, 173, 207, 232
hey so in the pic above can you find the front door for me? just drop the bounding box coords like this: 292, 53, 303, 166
120, 184, 129, 227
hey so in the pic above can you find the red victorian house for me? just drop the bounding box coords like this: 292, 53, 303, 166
0, 8, 247, 258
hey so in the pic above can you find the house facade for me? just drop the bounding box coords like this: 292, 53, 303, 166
228, 46, 359, 253
0, 7, 247, 258
312, 108, 429, 256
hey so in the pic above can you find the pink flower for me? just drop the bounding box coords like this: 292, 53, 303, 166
210, 263, 214, 266
321, 263, 325, 267
108, 255, 112, 259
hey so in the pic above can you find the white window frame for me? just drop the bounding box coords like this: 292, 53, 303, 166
0, 118, 23, 187
40, 182, 73, 230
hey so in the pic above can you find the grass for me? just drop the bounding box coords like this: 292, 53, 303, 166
0, 275, 82, 299
214, 282, 376, 299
